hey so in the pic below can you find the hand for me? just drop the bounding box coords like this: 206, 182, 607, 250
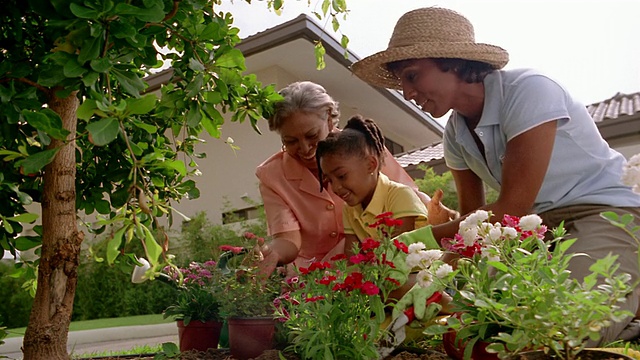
427, 189, 459, 225
392, 284, 443, 322
255, 238, 279, 279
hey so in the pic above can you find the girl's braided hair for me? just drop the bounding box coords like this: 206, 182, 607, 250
316, 114, 385, 191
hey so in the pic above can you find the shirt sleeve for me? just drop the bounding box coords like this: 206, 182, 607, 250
387, 185, 429, 221
258, 180, 300, 236
502, 74, 570, 140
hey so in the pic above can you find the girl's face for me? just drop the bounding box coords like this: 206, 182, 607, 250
319, 152, 378, 208
279, 111, 333, 169
393, 58, 459, 118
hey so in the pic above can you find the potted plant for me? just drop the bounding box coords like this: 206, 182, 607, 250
422, 210, 634, 360
218, 233, 284, 360
161, 260, 225, 352
276, 212, 442, 360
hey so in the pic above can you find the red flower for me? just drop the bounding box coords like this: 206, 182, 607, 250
330, 253, 348, 261
360, 281, 380, 296
375, 212, 394, 219
349, 254, 367, 264
318, 275, 337, 285
385, 277, 401, 286
361, 238, 381, 252
244, 232, 256, 239
393, 239, 409, 253
219, 245, 244, 254
305, 295, 326, 303
308, 261, 331, 272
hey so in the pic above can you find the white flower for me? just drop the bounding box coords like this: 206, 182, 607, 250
519, 214, 543, 231
435, 263, 453, 279
408, 242, 426, 254
461, 227, 479, 247
418, 249, 443, 269
621, 156, 640, 194
486, 226, 503, 244
406, 253, 422, 269
131, 257, 151, 284
502, 226, 518, 239
416, 269, 433, 288
226, 136, 234, 144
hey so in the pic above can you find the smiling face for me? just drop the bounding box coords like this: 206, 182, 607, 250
319, 152, 378, 208
392, 58, 460, 118
278, 110, 333, 170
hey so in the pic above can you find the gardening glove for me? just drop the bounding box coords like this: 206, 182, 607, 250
388, 226, 440, 285
392, 283, 443, 322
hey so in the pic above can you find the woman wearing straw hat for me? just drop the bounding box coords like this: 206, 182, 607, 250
351, 6, 640, 344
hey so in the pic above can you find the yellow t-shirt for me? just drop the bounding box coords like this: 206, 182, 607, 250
343, 173, 428, 241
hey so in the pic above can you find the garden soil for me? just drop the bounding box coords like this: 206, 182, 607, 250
90, 348, 450, 359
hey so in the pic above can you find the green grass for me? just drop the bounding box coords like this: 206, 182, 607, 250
5, 313, 173, 339
71, 344, 163, 359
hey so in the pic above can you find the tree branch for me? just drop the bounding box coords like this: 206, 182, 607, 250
0, 77, 50, 94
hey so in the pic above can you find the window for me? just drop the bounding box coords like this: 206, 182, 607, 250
384, 137, 404, 155
222, 206, 262, 224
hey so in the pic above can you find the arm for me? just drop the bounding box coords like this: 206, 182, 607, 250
258, 231, 301, 276
343, 234, 359, 257
391, 216, 417, 238
431, 120, 558, 243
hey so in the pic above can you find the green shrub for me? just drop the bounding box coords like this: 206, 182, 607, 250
415, 165, 498, 212
0, 262, 33, 328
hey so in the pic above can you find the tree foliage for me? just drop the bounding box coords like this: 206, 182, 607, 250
0, 0, 349, 357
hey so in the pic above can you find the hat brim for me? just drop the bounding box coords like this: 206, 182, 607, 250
351, 42, 509, 89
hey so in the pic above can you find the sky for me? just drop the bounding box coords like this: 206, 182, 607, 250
217, 0, 640, 107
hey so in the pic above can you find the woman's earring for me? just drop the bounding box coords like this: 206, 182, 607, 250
281, 144, 286, 152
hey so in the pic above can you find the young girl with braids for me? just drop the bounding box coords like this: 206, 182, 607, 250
316, 114, 449, 333
315, 115, 432, 256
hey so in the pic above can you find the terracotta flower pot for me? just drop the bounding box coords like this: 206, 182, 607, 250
442, 330, 500, 360
227, 317, 275, 360
177, 319, 223, 352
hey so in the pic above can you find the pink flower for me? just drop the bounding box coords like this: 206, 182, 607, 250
219, 245, 244, 254
360, 281, 379, 296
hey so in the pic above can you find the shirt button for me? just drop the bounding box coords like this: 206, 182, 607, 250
326, 204, 335, 210
478, 131, 484, 136
330, 231, 338, 238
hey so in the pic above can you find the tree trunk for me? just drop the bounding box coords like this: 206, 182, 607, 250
22, 92, 83, 360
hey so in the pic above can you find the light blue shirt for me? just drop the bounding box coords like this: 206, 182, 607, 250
443, 68, 640, 213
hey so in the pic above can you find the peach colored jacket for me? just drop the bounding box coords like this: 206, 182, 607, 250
255, 149, 424, 269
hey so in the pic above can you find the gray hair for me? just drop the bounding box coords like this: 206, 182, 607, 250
267, 81, 340, 132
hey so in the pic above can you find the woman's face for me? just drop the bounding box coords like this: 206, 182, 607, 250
393, 58, 459, 118
279, 111, 332, 169
319, 153, 377, 208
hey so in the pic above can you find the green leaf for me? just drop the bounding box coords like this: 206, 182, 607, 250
127, 94, 157, 115
77, 99, 97, 121
112, 68, 145, 97
63, 58, 87, 78
8, 213, 39, 223
79, 71, 99, 88
143, 225, 162, 265
15, 236, 41, 251
114, 3, 165, 22
87, 117, 120, 146
165, 160, 186, 177
69, 3, 99, 19
18, 148, 60, 174
90, 58, 111, 73
107, 226, 127, 265
215, 49, 245, 69
188, 58, 205, 72
314, 42, 326, 70
131, 120, 157, 134
78, 34, 103, 64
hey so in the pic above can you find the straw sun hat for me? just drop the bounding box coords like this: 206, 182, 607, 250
351, 7, 509, 89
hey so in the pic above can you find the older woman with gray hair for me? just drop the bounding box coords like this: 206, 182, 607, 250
255, 81, 454, 276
